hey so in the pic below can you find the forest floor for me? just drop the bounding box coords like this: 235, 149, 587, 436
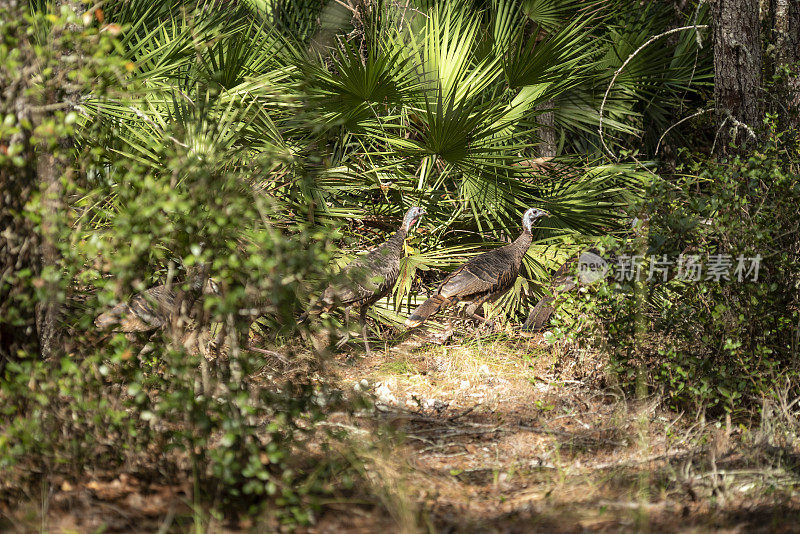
5, 331, 800, 533
313, 331, 800, 533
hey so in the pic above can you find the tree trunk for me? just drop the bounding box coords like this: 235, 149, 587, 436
712, 0, 762, 151
0, 2, 74, 371
771, 0, 800, 129
525, 103, 557, 329
536, 100, 557, 158
34, 150, 65, 360
772, 0, 800, 66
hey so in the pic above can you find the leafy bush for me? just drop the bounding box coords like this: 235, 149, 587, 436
567, 120, 800, 413
0, 4, 343, 525
0, 0, 728, 526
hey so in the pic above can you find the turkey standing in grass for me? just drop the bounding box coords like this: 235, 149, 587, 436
405, 207, 548, 328
309, 206, 426, 354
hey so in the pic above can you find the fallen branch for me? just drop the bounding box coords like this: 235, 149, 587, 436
447, 405, 477, 421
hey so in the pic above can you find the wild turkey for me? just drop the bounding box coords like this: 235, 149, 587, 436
405, 207, 548, 328
95, 263, 213, 333
309, 206, 426, 353
524, 218, 646, 331
522, 258, 577, 331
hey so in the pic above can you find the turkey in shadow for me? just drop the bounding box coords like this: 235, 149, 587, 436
305, 206, 426, 354
95, 263, 214, 335
523, 257, 578, 332
405, 207, 548, 328
524, 215, 650, 331
524, 216, 649, 331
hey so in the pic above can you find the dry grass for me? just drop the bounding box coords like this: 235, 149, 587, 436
321, 332, 800, 533
3, 332, 800, 533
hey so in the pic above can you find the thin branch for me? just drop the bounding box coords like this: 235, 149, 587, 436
710, 116, 728, 155
599, 25, 709, 161
691, 0, 707, 49
655, 108, 712, 154
29, 102, 74, 113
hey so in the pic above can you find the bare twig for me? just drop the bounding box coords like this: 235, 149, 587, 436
710, 116, 728, 155
655, 108, 712, 154
447, 405, 477, 421
599, 25, 709, 161
246, 345, 290, 364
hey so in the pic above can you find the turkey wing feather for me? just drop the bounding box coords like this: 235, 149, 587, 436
331, 239, 401, 306
439, 246, 517, 299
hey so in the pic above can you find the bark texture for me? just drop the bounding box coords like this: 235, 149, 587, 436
771, 0, 800, 129
712, 0, 762, 150
0, 46, 41, 372
35, 151, 65, 360
536, 100, 557, 158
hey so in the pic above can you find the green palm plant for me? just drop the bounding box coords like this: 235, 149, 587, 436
290, 2, 654, 322
72, 0, 708, 333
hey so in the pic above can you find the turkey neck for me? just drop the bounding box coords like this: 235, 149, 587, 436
383, 226, 408, 255
510, 230, 533, 263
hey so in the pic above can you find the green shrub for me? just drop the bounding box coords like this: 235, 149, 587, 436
0, 5, 342, 525
555, 119, 800, 413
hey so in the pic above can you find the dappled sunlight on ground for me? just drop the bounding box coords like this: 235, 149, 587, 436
4, 335, 800, 533
317, 334, 800, 533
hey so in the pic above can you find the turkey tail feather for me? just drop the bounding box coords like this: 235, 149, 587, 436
522, 296, 555, 332
405, 295, 449, 328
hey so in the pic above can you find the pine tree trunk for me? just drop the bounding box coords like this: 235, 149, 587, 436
537, 100, 557, 158
31, 0, 82, 360
0, 2, 76, 370
771, 0, 800, 129
34, 150, 64, 360
712, 0, 762, 151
